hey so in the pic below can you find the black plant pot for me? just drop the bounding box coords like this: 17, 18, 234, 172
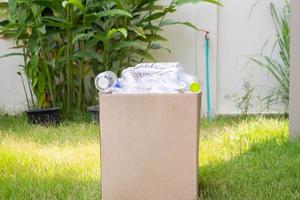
88, 106, 99, 124
26, 107, 61, 125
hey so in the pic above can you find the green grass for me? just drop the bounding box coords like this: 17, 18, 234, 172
199, 116, 300, 200
0, 114, 100, 200
0, 114, 299, 199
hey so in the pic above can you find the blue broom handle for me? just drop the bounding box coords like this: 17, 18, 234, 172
205, 33, 212, 120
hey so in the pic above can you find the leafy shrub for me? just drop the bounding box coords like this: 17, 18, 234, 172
0, 0, 221, 113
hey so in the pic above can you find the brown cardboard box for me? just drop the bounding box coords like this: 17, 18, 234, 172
99, 93, 202, 200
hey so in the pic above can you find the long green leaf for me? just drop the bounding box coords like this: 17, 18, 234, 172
160, 19, 200, 30
62, 0, 84, 12
72, 33, 94, 44
146, 34, 168, 42
132, 49, 156, 61
0, 2, 8, 21
112, 41, 144, 50
43, 16, 70, 29
143, 12, 165, 22
128, 26, 146, 39
8, 0, 17, 23
174, 0, 223, 6
97, 9, 132, 18
0, 53, 24, 59
73, 51, 103, 62
107, 28, 127, 39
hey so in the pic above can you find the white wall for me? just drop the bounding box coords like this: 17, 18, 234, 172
153, 1, 219, 116
217, 0, 282, 114
290, 0, 300, 139
0, 0, 283, 115
0, 39, 25, 113
156, 0, 282, 115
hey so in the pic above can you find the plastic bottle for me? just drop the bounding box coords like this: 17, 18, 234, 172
135, 63, 181, 70
116, 67, 139, 93
95, 71, 117, 93
179, 74, 201, 93
132, 63, 184, 93
95, 63, 201, 94
134, 63, 182, 76
121, 67, 139, 84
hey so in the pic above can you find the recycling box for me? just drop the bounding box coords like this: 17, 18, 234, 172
99, 93, 202, 200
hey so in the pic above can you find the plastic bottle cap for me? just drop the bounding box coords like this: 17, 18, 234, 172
189, 82, 201, 93
98, 78, 110, 89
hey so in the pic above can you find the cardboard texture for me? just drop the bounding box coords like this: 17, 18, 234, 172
99, 93, 202, 200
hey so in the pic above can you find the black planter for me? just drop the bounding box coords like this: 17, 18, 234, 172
26, 107, 61, 125
88, 106, 99, 124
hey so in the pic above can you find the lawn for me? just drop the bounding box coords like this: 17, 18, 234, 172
0, 114, 299, 200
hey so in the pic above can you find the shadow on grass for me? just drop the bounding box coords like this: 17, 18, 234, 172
0, 114, 100, 145
198, 139, 300, 200
0, 112, 93, 131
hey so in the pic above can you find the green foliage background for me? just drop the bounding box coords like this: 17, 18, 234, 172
0, 0, 220, 114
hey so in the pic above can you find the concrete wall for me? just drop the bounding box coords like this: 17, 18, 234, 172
217, 0, 281, 114
152, 1, 219, 115
0, 39, 25, 113
156, 0, 281, 115
0, 0, 283, 115
290, 0, 300, 139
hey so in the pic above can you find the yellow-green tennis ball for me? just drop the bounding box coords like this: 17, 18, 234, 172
189, 82, 201, 93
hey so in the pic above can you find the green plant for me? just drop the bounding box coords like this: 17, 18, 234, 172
0, 0, 59, 109
1, 0, 221, 114
0, 1, 8, 23
232, 80, 255, 115
251, 1, 290, 109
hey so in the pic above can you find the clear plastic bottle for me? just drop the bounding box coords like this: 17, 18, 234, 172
179, 74, 201, 93
116, 67, 140, 93
134, 63, 182, 76
121, 67, 140, 84
135, 63, 181, 70
95, 71, 117, 93
96, 63, 201, 94
132, 63, 184, 93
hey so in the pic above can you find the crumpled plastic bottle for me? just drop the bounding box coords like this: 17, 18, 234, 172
133, 63, 196, 93
94, 71, 117, 93
95, 63, 201, 94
